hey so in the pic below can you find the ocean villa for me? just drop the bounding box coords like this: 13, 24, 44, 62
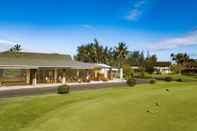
0, 52, 122, 87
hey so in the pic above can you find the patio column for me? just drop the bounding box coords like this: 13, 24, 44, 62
62, 69, 66, 84
26, 69, 30, 84
94, 70, 98, 78
86, 71, 89, 81
109, 69, 113, 80
32, 69, 37, 86
54, 68, 57, 83
76, 69, 80, 82
104, 69, 108, 79
120, 68, 123, 79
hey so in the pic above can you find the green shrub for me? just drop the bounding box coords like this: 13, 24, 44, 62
127, 78, 136, 87
154, 77, 163, 81
176, 78, 183, 82
57, 85, 70, 94
82, 78, 91, 83
164, 76, 173, 82
123, 64, 134, 80
149, 79, 156, 84
102, 78, 108, 81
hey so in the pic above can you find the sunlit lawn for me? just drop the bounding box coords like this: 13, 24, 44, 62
0, 81, 197, 131
146, 73, 197, 82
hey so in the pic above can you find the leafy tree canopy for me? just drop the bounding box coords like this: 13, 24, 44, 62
9, 44, 22, 53
171, 53, 190, 64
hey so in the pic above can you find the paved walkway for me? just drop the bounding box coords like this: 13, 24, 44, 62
0, 79, 148, 98
0, 80, 126, 91
0, 83, 62, 91
0, 80, 128, 98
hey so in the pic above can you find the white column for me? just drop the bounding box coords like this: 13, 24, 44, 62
76, 69, 80, 82
104, 69, 108, 79
76, 69, 79, 77
109, 69, 113, 80
94, 70, 98, 78
62, 70, 66, 84
120, 68, 123, 79
32, 70, 37, 86
26, 69, 30, 84
54, 69, 58, 83
86, 71, 90, 81
62, 77, 66, 84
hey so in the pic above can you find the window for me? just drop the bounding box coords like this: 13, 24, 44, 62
0, 69, 26, 81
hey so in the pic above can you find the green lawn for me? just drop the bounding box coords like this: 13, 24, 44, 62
146, 74, 197, 82
1, 82, 197, 131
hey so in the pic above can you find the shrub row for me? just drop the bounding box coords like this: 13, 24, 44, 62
127, 78, 136, 87
57, 77, 182, 93
149, 79, 156, 84
57, 85, 70, 94
154, 76, 183, 82
164, 77, 173, 82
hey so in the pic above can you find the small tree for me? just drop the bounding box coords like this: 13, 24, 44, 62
170, 53, 190, 75
114, 42, 129, 68
122, 64, 134, 80
145, 54, 157, 74
171, 64, 183, 75
138, 66, 145, 78
9, 44, 22, 53
171, 53, 190, 64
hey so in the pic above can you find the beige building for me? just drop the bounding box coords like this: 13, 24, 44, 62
0, 52, 120, 86
154, 61, 172, 74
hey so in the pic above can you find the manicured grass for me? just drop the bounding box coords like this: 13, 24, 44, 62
1, 82, 197, 131
146, 74, 197, 82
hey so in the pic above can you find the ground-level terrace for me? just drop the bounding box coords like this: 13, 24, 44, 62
0, 52, 122, 87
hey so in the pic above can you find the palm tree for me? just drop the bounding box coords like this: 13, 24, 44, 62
114, 42, 128, 67
171, 53, 190, 64
170, 53, 190, 75
9, 44, 22, 52
75, 39, 105, 63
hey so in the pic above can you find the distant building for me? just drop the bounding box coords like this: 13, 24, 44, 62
182, 59, 197, 74
154, 61, 172, 74
130, 62, 172, 74
131, 66, 140, 70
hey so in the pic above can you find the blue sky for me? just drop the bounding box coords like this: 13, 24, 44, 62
0, 0, 197, 60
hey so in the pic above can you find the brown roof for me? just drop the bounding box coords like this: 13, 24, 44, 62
185, 61, 197, 67
0, 52, 102, 69
155, 61, 171, 67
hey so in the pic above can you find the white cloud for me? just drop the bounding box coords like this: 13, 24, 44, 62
80, 24, 94, 29
192, 27, 197, 31
127, 9, 142, 21
134, 0, 145, 8
150, 31, 197, 51
126, 0, 146, 21
0, 39, 16, 52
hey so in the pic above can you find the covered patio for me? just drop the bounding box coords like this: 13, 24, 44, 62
0, 79, 127, 98
0, 52, 122, 87
0, 64, 111, 86
0, 79, 126, 91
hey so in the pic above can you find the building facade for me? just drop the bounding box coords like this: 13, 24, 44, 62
154, 61, 172, 74
0, 52, 121, 86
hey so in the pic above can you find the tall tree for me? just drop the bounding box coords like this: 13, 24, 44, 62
9, 44, 22, 52
145, 54, 157, 74
170, 53, 190, 74
127, 51, 145, 67
75, 39, 107, 64
171, 53, 190, 64
114, 42, 128, 67
102, 47, 114, 66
